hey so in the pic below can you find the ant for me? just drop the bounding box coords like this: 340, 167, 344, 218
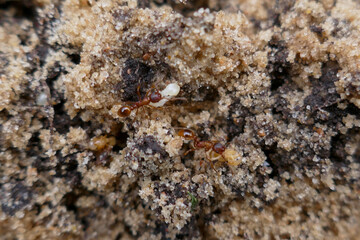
118, 83, 181, 118
89, 135, 116, 166
177, 129, 227, 170
118, 86, 162, 117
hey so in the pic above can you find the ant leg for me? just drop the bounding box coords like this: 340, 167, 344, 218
229, 166, 234, 175
134, 108, 139, 120
205, 151, 218, 173
136, 84, 142, 101
198, 159, 206, 172
145, 107, 152, 120
209, 160, 216, 171
131, 114, 136, 124
184, 148, 194, 156
143, 84, 157, 100
199, 160, 204, 167
164, 97, 187, 103
209, 160, 218, 173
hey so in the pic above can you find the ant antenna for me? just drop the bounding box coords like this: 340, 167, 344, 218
165, 96, 187, 102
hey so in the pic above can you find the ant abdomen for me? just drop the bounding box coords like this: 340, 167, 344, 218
178, 129, 196, 140
118, 106, 132, 117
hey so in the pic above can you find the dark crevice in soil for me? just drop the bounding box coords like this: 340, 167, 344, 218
0, 1, 36, 20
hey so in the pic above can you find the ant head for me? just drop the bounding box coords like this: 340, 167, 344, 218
213, 142, 226, 154
118, 106, 132, 117
178, 129, 196, 140
149, 90, 162, 103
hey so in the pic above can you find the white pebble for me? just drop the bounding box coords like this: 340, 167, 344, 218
36, 92, 48, 106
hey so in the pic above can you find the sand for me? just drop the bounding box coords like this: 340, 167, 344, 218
0, 0, 359, 239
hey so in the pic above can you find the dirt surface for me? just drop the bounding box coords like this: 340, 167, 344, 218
0, 0, 359, 239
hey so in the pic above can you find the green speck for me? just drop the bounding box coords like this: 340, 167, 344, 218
187, 192, 198, 210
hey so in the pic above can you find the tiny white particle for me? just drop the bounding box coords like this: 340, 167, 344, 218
36, 92, 48, 106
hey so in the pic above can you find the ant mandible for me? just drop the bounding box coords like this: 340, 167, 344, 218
178, 129, 227, 169
118, 83, 181, 118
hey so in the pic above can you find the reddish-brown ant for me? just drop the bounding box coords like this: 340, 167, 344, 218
89, 135, 116, 166
118, 87, 162, 117
118, 83, 181, 118
178, 129, 227, 169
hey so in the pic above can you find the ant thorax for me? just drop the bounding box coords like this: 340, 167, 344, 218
194, 140, 213, 151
